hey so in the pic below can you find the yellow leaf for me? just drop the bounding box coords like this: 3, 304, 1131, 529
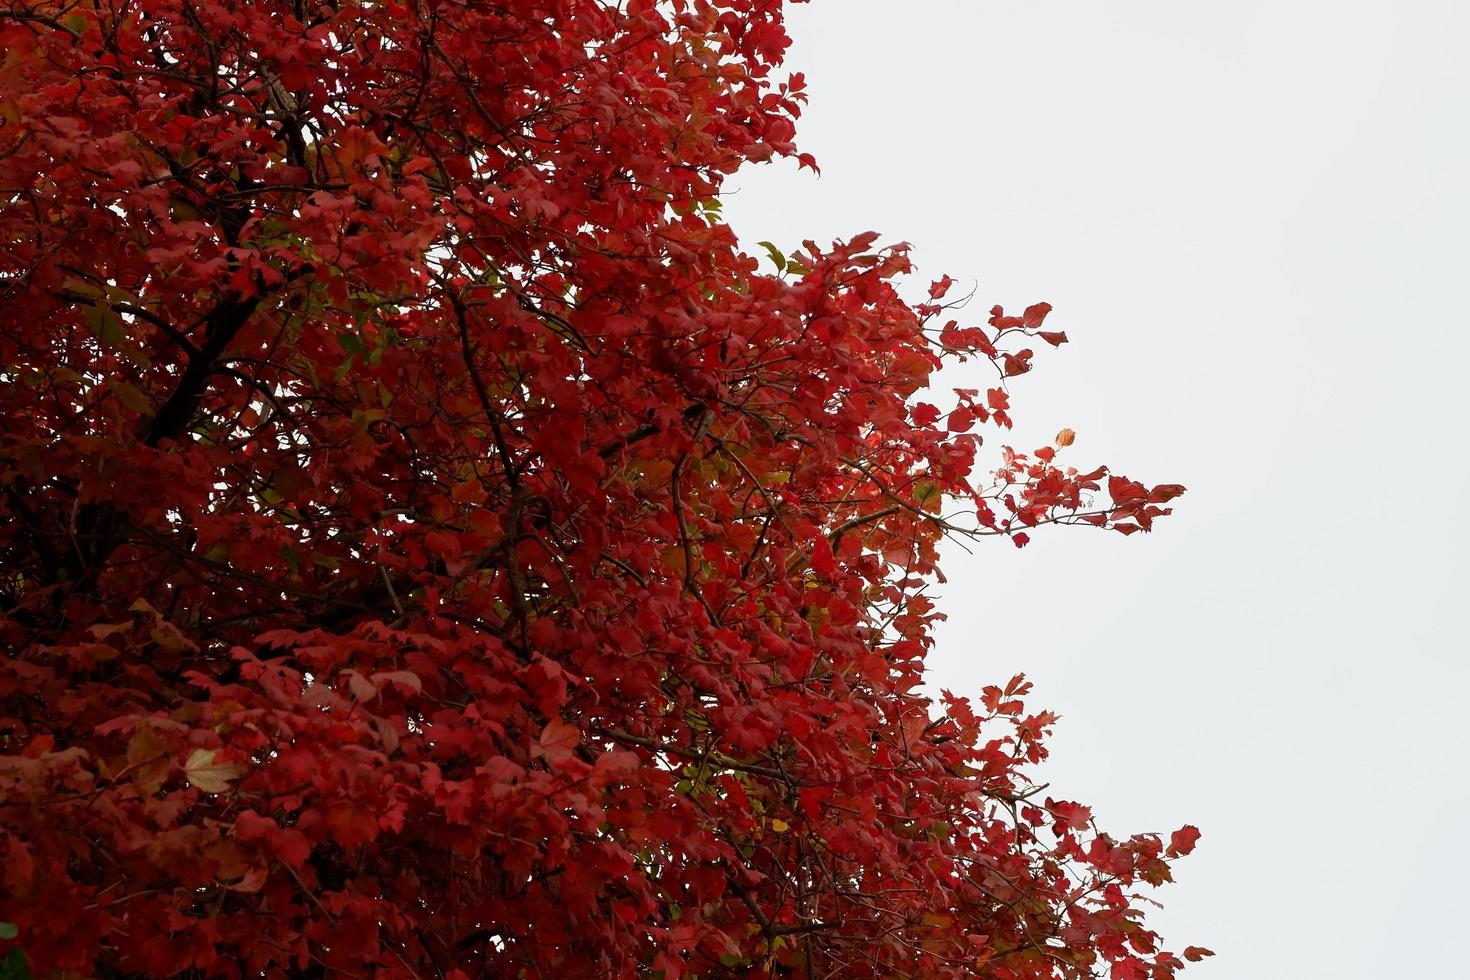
88, 621, 131, 640
769, 819, 790, 833
184, 749, 241, 794
1055, 427, 1076, 447
913, 480, 943, 512
150, 621, 199, 654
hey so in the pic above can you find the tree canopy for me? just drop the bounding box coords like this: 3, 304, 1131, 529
0, 0, 1201, 976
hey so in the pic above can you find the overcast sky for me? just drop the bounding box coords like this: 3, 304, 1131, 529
723, 1, 1469, 976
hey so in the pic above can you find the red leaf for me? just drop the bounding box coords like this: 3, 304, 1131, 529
1148, 483, 1188, 503
911, 402, 941, 426
371, 670, 422, 694
1022, 302, 1052, 328
1108, 476, 1147, 504
1168, 825, 1202, 857
1002, 350, 1034, 377
1111, 959, 1149, 980
537, 719, 580, 766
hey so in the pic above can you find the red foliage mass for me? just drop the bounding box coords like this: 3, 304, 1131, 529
0, 0, 1199, 976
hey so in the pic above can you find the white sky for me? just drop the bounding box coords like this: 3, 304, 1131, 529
722, 1, 1470, 976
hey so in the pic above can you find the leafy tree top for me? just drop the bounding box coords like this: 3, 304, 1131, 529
0, 0, 1201, 976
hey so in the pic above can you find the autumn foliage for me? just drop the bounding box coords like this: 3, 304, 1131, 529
0, 0, 1200, 976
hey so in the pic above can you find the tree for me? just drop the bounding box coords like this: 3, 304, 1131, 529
0, 0, 1204, 976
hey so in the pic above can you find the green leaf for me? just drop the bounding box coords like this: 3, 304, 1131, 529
756, 241, 786, 273
110, 381, 154, 416
0, 948, 28, 980
0, 924, 15, 941
337, 330, 367, 358
82, 302, 127, 348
